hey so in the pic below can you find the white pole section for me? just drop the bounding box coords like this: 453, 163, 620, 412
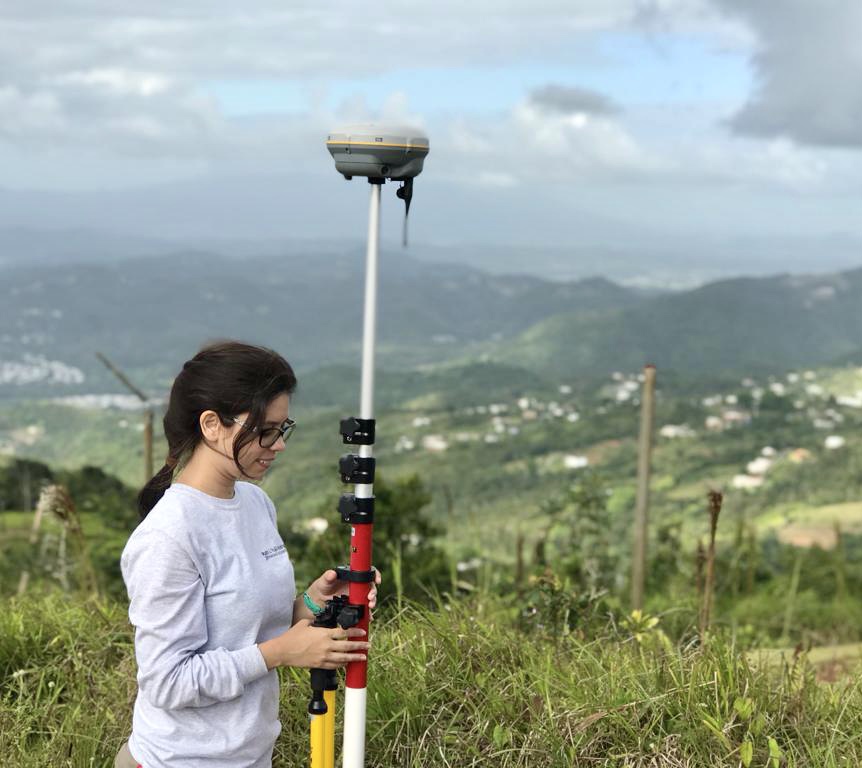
359, 182, 380, 423
342, 688, 368, 768
342, 181, 380, 768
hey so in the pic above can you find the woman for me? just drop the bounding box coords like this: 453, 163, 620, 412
115, 340, 377, 768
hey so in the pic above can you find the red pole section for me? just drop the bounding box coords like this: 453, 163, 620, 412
345, 522, 373, 689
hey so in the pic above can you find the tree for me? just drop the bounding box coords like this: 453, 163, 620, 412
287, 473, 451, 605
536, 470, 618, 595
0, 459, 54, 511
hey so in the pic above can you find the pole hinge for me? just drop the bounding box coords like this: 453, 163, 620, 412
340, 417, 376, 445
339, 454, 376, 484
338, 494, 375, 524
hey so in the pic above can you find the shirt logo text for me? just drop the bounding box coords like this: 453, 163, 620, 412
261, 544, 287, 561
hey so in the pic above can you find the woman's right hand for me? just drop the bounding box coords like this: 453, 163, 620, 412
258, 620, 369, 670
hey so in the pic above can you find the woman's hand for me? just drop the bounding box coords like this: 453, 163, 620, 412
308, 567, 383, 615
259, 621, 369, 670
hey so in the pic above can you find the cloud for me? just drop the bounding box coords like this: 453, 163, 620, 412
528, 85, 621, 116
434, 90, 663, 190
715, 0, 862, 149
634, 0, 752, 47
54, 69, 172, 97
676, 134, 830, 191
0, 0, 857, 217
0, 2, 637, 84
0, 1, 643, 173
511, 101, 659, 177
0, 72, 222, 158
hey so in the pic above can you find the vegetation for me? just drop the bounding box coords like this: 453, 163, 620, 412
492, 269, 862, 378
3, 592, 862, 767
4, 362, 862, 620
4, 330, 862, 764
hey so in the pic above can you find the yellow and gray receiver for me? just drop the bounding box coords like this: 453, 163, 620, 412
326, 124, 429, 246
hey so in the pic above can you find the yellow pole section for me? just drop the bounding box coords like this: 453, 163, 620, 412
324, 689, 337, 768
311, 713, 326, 768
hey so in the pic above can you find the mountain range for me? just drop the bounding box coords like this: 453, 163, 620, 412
2, 242, 862, 402
491, 269, 862, 379
0, 248, 641, 398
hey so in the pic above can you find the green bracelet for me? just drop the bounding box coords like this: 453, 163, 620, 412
303, 591, 323, 616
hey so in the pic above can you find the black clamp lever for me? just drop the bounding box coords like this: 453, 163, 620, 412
340, 417, 375, 445
338, 494, 375, 524
317, 592, 365, 629
340, 454, 376, 484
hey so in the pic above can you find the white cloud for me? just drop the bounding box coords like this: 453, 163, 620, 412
0, 0, 859, 248
715, 0, 862, 148
651, 130, 832, 192
511, 102, 662, 178
54, 69, 172, 96
0, 2, 637, 83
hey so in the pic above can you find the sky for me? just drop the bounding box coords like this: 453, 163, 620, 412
0, 0, 861, 259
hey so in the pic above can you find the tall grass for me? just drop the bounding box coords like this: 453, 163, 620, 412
2, 592, 862, 767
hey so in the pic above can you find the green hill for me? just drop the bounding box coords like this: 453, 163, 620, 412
492, 268, 862, 377
6, 250, 862, 401
0, 252, 641, 398
297, 360, 555, 410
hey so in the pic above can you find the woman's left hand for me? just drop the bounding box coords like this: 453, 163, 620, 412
309, 567, 382, 615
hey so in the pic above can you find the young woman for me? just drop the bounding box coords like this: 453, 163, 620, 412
115, 340, 378, 768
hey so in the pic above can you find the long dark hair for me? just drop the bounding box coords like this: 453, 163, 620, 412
137, 340, 297, 519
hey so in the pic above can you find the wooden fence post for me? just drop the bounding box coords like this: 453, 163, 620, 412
631, 365, 656, 610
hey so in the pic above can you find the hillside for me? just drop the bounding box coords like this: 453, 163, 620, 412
491, 268, 862, 377
5, 251, 862, 406
0, 251, 640, 398
5, 360, 862, 569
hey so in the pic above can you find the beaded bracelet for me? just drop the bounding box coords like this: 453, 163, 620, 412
303, 590, 323, 616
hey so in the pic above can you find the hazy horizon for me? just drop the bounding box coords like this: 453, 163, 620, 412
1, 1, 861, 280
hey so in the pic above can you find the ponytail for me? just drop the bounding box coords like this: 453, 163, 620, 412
137, 461, 175, 520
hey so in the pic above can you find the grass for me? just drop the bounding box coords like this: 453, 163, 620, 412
751, 642, 862, 683
0, 509, 130, 601
3, 592, 862, 767
771, 501, 862, 528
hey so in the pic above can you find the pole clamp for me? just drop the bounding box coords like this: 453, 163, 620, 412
312, 596, 342, 628
339, 494, 374, 523
339, 454, 376, 484
336, 603, 365, 628
311, 594, 364, 629
340, 417, 375, 445
335, 565, 376, 584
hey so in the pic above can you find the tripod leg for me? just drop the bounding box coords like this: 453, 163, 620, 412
311, 711, 326, 768
309, 668, 330, 768
324, 687, 336, 768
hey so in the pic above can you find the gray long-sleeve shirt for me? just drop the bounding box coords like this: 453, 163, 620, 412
121, 481, 295, 768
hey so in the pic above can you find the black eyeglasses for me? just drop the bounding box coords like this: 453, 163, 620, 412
231, 417, 296, 448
